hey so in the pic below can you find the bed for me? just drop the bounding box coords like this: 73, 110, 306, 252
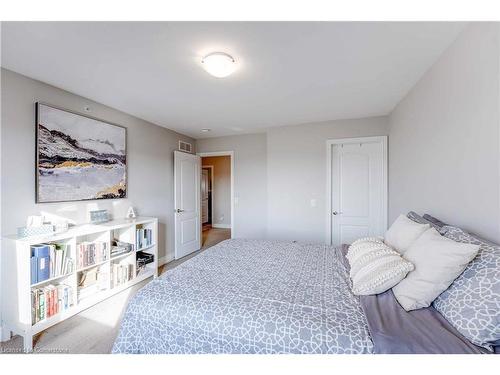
112, 239, 489, 354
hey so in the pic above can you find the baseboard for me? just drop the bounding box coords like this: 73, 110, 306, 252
158, 254, 174, 266
212, 224, 231, 229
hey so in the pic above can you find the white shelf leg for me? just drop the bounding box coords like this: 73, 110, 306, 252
23, 332, 33, 353
1, 327, 12, 342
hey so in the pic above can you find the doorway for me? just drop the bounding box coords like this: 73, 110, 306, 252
198, 151, 234, 249
326, 136, 388, 246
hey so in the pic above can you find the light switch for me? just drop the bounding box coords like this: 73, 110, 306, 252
310, 199, 317, 208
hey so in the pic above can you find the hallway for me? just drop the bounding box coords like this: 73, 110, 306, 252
202, 227, 231, 250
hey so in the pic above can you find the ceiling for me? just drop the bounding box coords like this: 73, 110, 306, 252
1, 22, 466, 138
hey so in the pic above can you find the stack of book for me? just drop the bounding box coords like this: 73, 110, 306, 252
77, 266, 109, 301
110, 240, 134, 258
136, 228, 153, 249
77, 241, 108, 268
30, 243, 74, 284
31, 284, 73, 324
112, 263, 134, 287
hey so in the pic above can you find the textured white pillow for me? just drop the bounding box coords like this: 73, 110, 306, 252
346, 237, 384, 265
347, 239, 414, 296
392, 227, 480, 311
384, 214, 430, 254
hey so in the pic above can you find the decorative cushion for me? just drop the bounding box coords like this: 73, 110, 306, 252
346, 236, 384, 264
422, 213, 448, 230
433, 226, 500, 351
384, 214, 430, 254
347, 239, 414, 296
349, 236, 384, 248
407, 211, 444, 232
392, 228, 480, 311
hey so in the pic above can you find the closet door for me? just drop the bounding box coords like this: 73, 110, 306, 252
329, 137, 387, 246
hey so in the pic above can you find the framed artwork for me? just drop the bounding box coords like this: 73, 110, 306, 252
36, 102, 127, 203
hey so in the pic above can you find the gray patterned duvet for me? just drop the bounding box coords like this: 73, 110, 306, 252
112, 239, 374, 354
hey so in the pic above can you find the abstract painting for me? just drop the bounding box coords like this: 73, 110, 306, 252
36, 103, 127, 203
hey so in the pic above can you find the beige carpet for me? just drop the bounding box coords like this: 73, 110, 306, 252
0, 228, 231, 354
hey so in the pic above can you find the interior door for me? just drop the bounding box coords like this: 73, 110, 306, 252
174, 150, 201, 259
201, 169, 209, 224
330, 138, 386, 246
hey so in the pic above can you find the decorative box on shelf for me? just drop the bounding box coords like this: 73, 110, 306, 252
16, 224, 54, 238
89, 209, 109, 224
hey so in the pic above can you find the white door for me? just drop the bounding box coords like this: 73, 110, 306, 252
329, 137, 387, 246
201, 169, 209, 224
174, 151, 201, 259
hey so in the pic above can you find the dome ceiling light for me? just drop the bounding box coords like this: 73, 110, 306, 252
201, 52, 237, 78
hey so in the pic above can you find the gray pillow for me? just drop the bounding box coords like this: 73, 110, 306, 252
407, 211, 443, 232
423, 213, 448, 229
433, 226, 500, 351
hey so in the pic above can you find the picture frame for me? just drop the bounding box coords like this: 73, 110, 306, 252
35, 102, 127, 203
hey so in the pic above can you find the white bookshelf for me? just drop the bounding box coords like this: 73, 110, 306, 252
1, 216, 158, 352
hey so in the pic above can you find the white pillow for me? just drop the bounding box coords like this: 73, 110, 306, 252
346, 236, 384, 265
392, 227, 480, 311
347, 239, 414, 296
384, 214, 430, 254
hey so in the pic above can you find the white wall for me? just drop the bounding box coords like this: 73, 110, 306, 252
389, 23, 500, 243
202, 156, 231, 227
197, 117, 389, 244
1, 68, 194, 262
267, 117, 389, 242
196, 134, 267, 239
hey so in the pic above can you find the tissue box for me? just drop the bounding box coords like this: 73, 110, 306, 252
17, 224, 54, 238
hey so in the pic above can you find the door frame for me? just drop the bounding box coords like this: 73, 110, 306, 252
197, 151, 234, 238
325, 136, 388, 245
201, 165, 215, 225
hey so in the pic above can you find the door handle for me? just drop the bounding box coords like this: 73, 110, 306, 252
175, 209, 185, 213
332, 211, 342, 215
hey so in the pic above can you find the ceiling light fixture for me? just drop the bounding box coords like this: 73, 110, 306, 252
201, 128, 211, 132
201, 52, 236, 78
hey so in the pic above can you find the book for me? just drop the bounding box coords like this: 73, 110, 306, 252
37, 289, 46, 322
111, 263, 134, 288
30, 256, 38, 284
32, 283, 73, 325
31, 243, 73, 285
49, 245, 55, 278
136, 228, 152, 249
77, 241, 107, 268
33, 245, 50, 283
31, 291, 36, 325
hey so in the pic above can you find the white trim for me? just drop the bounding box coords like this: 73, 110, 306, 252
201, 165, 215, 225
325, 136, 388, 245
197, 151, 234, 238
212, 224, 231, 229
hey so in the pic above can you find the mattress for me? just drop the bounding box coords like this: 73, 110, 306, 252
112, 239, 374, 354
112, 239, 487, 354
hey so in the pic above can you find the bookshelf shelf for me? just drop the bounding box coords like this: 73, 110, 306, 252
136, 243, 157, 252
30, 272, 74, 288
76, 258, 110, 272
110, 250, 135, 261
1, 216, 158, 352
